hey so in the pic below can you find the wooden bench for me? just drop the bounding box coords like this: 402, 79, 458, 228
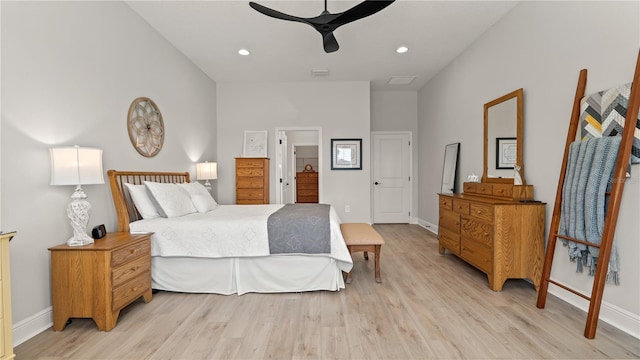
340, 223, 385, 283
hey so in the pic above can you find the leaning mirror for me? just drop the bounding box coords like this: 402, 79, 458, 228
483, 88, 524, 184
441, 143, 460, 194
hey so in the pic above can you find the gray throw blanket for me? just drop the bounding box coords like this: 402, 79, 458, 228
559, 136, 622, 284
267, 203, 331, 254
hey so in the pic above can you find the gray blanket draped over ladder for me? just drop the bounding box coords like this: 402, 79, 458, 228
559, 136, 622, 284
267, 203, 331, 254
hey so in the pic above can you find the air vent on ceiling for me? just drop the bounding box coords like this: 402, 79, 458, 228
388, 76, 416, 85
311, 69, 330, 77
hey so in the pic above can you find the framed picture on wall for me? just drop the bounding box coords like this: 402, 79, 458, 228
496, 137, 516, 169
243, 130, 268, 157
331, 138, 362, 170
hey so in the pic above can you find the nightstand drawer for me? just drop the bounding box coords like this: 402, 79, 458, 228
112, 256, 151, 288
112, 240, 150, 268
112, 272, 150, 311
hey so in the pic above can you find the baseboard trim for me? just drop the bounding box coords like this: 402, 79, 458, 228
548, 283, 640, 339
13, 306, 52, 347
416, 218, 437, 235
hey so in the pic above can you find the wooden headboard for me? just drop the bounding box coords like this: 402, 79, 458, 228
107, 170, 190, 232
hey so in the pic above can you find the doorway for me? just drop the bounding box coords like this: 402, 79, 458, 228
275, 127, 322, 204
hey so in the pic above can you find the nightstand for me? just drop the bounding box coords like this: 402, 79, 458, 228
49, 232, 153, 331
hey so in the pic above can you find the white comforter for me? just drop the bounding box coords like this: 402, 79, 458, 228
129, 204, 353, 266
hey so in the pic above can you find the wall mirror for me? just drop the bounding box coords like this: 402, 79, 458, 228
441, 142, 460, 194
483, 88, 524, 184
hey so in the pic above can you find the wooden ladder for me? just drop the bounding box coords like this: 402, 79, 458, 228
536, 50, 640, 339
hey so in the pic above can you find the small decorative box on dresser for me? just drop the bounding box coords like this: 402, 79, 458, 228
49, 232, 153, 331
296, 172, 318, 203
438, 182, 546, 291
236, 157, 269, 204
0, 232, 16, 360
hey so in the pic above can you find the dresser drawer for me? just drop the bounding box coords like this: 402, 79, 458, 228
237, 158, 266, 168
237, 188, 265, 200
439, 196, 453, 210
297, 183, 317, 190
463, 182, 477, 193
461, 218, 493, 247
439, 210, 460, 233
237, 176, 265, 188
452, 199, 470, 215
236, 167, 264, 177
469, 203, 493, 222
476, 183, 493, 195
439, 228, 460, 255
461, 239, 492, 274
297, 174, 318, 183
492, 184, 513, 198
112, 256, 151, 288
112, 272, 150, 311
112, 240, 150, 268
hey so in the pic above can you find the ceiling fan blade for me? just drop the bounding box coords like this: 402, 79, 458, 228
322, 32, 339, 53
249, 2, 309, 24
330, 0, 395, 27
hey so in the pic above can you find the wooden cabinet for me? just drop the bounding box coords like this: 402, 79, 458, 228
0, 232, 15, 360
49, 232, 153, 331
296, 172, 318, 203
236, 158, 269, 204
438, 189, 545, 291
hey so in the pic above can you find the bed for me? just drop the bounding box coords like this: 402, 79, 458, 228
107, 170, 352, 295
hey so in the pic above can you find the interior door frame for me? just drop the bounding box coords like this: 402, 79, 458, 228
371, 131, 413, 223
274, 126, 322, 204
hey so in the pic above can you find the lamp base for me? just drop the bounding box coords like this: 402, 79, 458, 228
66, 187, 94, 247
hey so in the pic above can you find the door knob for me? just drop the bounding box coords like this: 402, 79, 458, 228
374, 181, 380, 185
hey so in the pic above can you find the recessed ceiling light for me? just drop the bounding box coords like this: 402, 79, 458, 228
396, 46, 409, 54
238, 49, 250, 56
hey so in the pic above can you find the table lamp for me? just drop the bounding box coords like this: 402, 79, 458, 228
196, 161, 217, 191
50, 146, 104, 246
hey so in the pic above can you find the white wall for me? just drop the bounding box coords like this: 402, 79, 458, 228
1, 1, 217, 344
418, 1, 639, 337
217, 82, 371, 222
371, 91, 419, 222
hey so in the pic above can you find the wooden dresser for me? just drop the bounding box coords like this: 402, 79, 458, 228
296, 172, 318, 203
438, 182, 545, 291
49, 232, 152, 331
236, 158, 269, 204
0, 232, 15, 360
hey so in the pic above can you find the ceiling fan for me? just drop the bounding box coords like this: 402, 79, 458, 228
249, 0, 395, 53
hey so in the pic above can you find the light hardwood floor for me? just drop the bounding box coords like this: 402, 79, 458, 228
16, 224, 640, 359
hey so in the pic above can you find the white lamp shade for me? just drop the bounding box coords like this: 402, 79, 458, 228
196, 162, 217, 180
50, 146, 104, 186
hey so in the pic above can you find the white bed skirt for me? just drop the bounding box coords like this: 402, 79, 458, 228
151, 255, 347, 295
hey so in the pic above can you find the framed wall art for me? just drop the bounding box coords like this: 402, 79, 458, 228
243, 130, 268, 157
496, 137, 517, 169
331, 138, 362, 170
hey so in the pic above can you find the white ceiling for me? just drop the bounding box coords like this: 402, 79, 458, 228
126, 0, 519, 91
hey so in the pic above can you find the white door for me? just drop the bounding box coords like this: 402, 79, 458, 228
372, 132, 411, 223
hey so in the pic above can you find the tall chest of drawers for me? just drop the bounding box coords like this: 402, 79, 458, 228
438, 183, 545, 291
49, 232, 153, 331
296, 172, 318, 203
236, 158, 269, 204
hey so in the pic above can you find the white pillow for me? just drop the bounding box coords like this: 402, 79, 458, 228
143, 181, 197, 218
178, 182, 218, 213
124, 183, 161, 219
